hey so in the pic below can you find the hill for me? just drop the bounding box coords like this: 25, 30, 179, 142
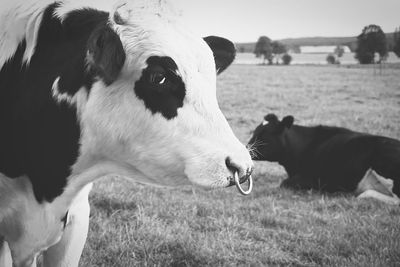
237, 33, 395, 53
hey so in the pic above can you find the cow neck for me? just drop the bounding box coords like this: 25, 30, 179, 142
60, 159, 150, 208
280, 125, 316, 175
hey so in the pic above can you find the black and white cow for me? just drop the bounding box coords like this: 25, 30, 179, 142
248, 114, 400, 204
0, 0, 254, 266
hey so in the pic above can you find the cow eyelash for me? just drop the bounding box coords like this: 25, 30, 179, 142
147, 65, 181, 85
167, 68, 180, 77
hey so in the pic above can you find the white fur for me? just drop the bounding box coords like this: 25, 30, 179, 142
356, 169, 399, 205
0, 0, 253, 265
0, 0, 53, 66
0, 175, 68, 266
52, 77, 73, 104
51, 77, 89, 118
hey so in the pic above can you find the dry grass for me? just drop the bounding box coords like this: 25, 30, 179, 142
80, 64, 400, 266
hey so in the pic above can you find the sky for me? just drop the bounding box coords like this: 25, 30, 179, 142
175, 0, 400, 42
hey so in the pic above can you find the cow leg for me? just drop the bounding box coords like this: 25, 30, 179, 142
0, 237, 12, 267
0, 240, 35, 267
42, 184, 92, 267
356, 169, 400, 205
358, 190, 400, 205
355, 169, 393, 197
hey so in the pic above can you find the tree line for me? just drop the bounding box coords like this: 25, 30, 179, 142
254, 36, 292, 65
253, 24, 400, 65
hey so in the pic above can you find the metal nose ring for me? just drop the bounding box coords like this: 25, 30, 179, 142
234, 172, 253, 195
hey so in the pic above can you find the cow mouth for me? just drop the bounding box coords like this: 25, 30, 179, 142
228, 172, 253, 195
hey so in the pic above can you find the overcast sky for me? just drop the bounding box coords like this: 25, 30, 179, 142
175, 0, 400, 42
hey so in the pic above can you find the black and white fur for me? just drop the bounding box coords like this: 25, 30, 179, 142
0, 0, 253, 266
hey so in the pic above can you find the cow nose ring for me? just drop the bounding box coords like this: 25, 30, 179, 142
234, 171, 253, 195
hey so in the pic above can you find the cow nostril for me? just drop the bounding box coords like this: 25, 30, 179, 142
225, 156, 239, 174
225, 158, 254, 195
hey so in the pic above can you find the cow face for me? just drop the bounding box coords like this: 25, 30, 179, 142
248, 114, 294, 161
72, 1, 253, 189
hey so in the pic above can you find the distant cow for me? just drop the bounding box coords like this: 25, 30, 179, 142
248, 113, 400, 204
0, 0, 253, 266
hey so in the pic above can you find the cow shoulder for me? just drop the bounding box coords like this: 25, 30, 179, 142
0, 3, 119, 202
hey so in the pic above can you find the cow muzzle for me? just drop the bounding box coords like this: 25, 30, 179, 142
225, 156, 254, 195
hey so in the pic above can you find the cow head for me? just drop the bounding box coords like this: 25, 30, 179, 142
248, 114, 294, 161
70, 0, 253, 190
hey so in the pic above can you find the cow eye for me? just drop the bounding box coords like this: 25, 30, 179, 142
149, 72, 166, 85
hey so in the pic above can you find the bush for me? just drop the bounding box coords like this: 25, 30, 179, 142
282, 54, 292, 65
326, 54, 336, 64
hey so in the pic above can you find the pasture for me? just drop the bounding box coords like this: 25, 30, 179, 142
80, 63, 400, 266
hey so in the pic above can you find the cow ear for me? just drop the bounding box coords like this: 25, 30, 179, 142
203, 36, 236, 74
281, 116, 294, 129
88, 26, 126, 85
264, 113, 279, 124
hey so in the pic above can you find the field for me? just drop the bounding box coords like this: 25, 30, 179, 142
80, 63, 400, 266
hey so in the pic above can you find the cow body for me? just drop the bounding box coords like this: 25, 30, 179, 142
248, 114, 400, 203
0, 0, 253, 266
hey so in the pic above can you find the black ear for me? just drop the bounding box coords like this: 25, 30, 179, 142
203, 36, 236, 74
88, 26, 126, 85
264, 113, 279, 124
281, 116, 294, 129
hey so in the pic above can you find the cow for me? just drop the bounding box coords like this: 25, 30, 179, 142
0, 0, 254, 266
247, 113, 400, 204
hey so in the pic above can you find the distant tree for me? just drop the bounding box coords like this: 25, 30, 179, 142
291, 45, 301, 53
332, 45, 344, 64
334, 45, 344, 59
355, 24, 388, 64
271, 41, 287, 64
254, 36, 272, 64
326, 54, 336, 64
394, 27, 400, 58
282, 53, 292, 65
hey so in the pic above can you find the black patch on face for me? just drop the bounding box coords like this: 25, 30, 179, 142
0, 3, 116, 202
134, 56, 186, 119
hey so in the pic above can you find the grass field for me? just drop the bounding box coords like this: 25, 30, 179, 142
80, 64, 400, 266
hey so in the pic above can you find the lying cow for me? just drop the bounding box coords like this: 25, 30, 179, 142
0, 0, 254, 266
248, 113, 400, 204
